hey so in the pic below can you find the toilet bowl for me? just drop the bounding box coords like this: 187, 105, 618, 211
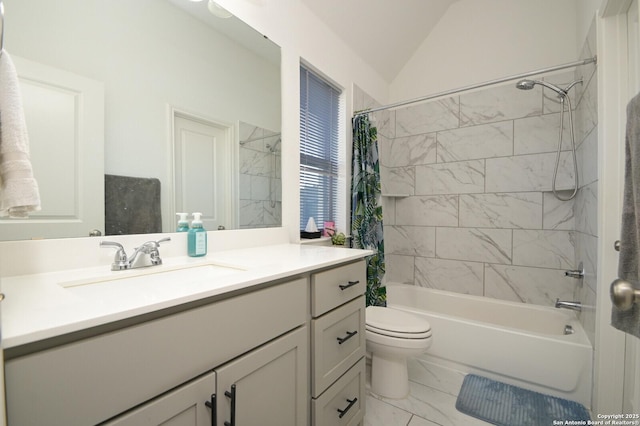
366, 306, 432, 399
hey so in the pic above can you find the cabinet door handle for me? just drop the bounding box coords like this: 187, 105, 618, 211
204, 394, 217, 426
337, 330, 358, 345
337, 397, 358, 419
338, 280, 359, 290
224, 384, 236, 426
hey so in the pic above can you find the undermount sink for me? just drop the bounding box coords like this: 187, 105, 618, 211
58, 262, 246, 290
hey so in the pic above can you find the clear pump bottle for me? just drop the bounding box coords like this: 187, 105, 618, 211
188, 212, 207, 257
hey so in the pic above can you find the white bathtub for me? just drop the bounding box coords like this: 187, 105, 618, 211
386, 284, 593, 408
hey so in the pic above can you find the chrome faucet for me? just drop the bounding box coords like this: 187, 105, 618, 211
100, 237, 171, 271
128, 237, 171, 268
555, 298, 582, 312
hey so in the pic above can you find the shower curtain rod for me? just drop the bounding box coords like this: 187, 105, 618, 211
353, 56, 597, 119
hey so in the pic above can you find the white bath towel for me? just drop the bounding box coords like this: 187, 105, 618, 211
0, 50, 41, 218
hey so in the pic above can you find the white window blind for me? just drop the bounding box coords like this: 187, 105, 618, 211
299, 65, 341, 231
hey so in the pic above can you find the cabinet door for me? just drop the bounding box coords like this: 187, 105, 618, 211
105, 371, 215, 426
215, 326, 308, 426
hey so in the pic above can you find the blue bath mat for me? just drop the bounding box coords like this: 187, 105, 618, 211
455, 374, 590, 426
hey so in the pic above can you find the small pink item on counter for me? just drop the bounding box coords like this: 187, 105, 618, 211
323, 221, 335, 237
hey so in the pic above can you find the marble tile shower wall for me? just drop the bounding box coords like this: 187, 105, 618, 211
354, 63, 597, 318
238, 122, 282, 229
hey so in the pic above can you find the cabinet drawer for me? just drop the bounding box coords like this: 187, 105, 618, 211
311, 296, 365, 397
311, 261, 366, 317
312, 357, 365, 426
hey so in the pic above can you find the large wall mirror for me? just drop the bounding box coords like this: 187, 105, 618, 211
0, 0, 281, 241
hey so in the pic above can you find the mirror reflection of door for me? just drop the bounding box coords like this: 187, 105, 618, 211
173, 113, 234, 232
0, 56, 105, 240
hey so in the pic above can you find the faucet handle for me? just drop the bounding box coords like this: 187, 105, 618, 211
565, 269, 584, 279
155, 237, 171, 246
139, 237, 171, 250
100, 241, 130, 270
143, 237, 171, 265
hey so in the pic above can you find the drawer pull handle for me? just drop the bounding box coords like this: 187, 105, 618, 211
339, 280, 359, 290
224, 384, 236, 426
337, 397, 358, 418
204, 394, 217, 426
337, 330, 358, 344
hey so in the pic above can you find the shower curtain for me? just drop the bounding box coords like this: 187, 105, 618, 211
351, 114, 386, 307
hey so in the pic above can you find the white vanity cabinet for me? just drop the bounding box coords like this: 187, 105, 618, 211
5, 278, 308, 426
310, 261, 367, 426
3, 249, 371, 426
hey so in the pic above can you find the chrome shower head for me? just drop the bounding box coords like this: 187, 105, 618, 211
516, 79, 536, 90
515, 79, 567, 96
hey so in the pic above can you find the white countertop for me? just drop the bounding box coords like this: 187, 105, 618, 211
1, 244, 372, 349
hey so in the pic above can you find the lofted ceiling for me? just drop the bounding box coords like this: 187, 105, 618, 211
301, 0, 460, 83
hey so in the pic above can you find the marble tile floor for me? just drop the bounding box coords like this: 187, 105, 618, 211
364, 357, 489, 426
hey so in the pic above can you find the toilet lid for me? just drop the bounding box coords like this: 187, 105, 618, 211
366, 306, 431, 337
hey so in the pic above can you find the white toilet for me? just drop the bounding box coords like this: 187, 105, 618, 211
366, 306, 432, 399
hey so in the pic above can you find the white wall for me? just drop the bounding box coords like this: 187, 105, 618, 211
578, 0, 605, 46
389, 0, 580, 102
212, 0, 389, 241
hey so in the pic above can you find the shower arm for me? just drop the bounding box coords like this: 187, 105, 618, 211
563, 80, 583, 93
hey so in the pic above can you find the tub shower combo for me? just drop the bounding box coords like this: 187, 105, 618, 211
359, 54, 597, 408
385, 284, 592, 407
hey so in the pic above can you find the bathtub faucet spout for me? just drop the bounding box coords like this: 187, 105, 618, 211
555, 299, 582, 312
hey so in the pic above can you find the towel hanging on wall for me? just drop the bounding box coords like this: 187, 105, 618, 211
614, 91, 640, 339
0, 49, 41, 218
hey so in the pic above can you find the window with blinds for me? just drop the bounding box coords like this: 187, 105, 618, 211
299, 65, 341, 231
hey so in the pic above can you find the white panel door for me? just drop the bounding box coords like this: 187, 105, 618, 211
624, 0, 640, 414
173, 115, 233, 231
0, 56, 105, 240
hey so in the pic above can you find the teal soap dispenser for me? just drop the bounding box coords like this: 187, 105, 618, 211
188, 212, 207, 257
176, 212, 189, 232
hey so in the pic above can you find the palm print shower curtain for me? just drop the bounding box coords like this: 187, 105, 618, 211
351, 114, 386, 307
